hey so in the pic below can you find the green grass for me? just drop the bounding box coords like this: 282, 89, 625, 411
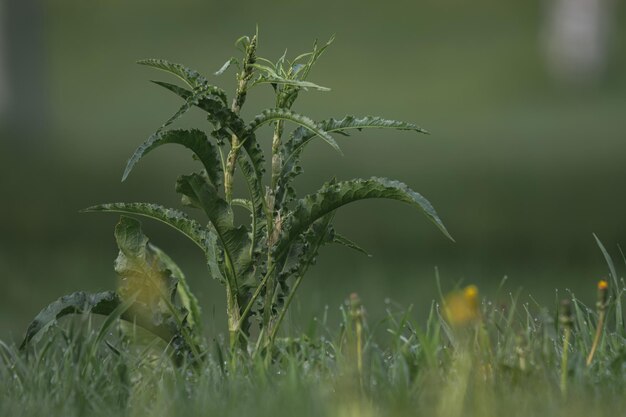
3, 250, 626, 417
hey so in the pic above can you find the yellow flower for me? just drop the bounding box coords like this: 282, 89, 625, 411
444, 285, 480, 327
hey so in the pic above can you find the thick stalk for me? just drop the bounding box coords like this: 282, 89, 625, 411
224, 35, 256, 202
586, 309, 605, 366
587, 280, 609, 367
226, 286, 241, 350
261, 117, 285, 338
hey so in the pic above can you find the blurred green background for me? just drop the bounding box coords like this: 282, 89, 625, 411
1, 0, 625, 340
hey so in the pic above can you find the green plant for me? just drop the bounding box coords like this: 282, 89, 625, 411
20, 32, 452, 361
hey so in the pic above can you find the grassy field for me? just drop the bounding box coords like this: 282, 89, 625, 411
2, 240, 625, 417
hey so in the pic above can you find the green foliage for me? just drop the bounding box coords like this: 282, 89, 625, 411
21, 32, 452, 361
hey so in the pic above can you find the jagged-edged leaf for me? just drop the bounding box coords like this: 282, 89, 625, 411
176, 174, 251, 287
276, 177, 453, 259
277, 116, 429, 208
20, 291, 120, 350
19, 292, 172, 348
284, 115, 427, 168
123, 86, 226, 182
332, 233, 372, 257
154, 81, 267, 237
82, 203, 213, 253
150, 79, 228, 107
150, 81, 266, 198
19, 291, 195, 362
319, 115, 427, 135
248, 108, 341, 154
138, 58, 208, 87
122, 129, 221, 186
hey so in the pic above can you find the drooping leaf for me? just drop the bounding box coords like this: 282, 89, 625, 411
276, 177, 453, 260
20, 291, 120, 350
150, 81, 266, 200
238, 157, 267, 258
231, 198, 253, 212
176, 174, 252, 287
248, 108, 341, 154
122, 86, 227, 182
284, 115, 427, 168
114, 216, 179, 322
82, 203, 213, 253
122, 129, 222, 186
151, 245, 202, 330
277, 115, 429, 208
18, 290, 196, 363
19, 291, 175, 348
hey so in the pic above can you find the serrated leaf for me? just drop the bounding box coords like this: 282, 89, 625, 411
122, 129, 222, 186
123, 87, 226, 182
238, 157, 267, 258
248, 108, 341, 155
82, 203, 214, 254
138, 58, 207, 87
284, 115, 427, 168
276, 177, 453, 260
151, 80, 228, 107
19, 291, 175, 349
20, 291, 120, 350
19, 290, 195, 362
150, 81, 266, 200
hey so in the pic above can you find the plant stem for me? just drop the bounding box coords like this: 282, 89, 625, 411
224, 35, 256, 202
560, 326, 571, 396
226, 286, 241, 351
586, 309, 606, 367
559, 298, 573, 396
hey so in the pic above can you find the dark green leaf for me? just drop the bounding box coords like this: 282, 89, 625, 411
277, 115, 428, 208
248, 108, 341, 154
82, 203, 214, 254
122, 129, 222, 187
19, 292, 177, 349
276, 177, 453, 259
